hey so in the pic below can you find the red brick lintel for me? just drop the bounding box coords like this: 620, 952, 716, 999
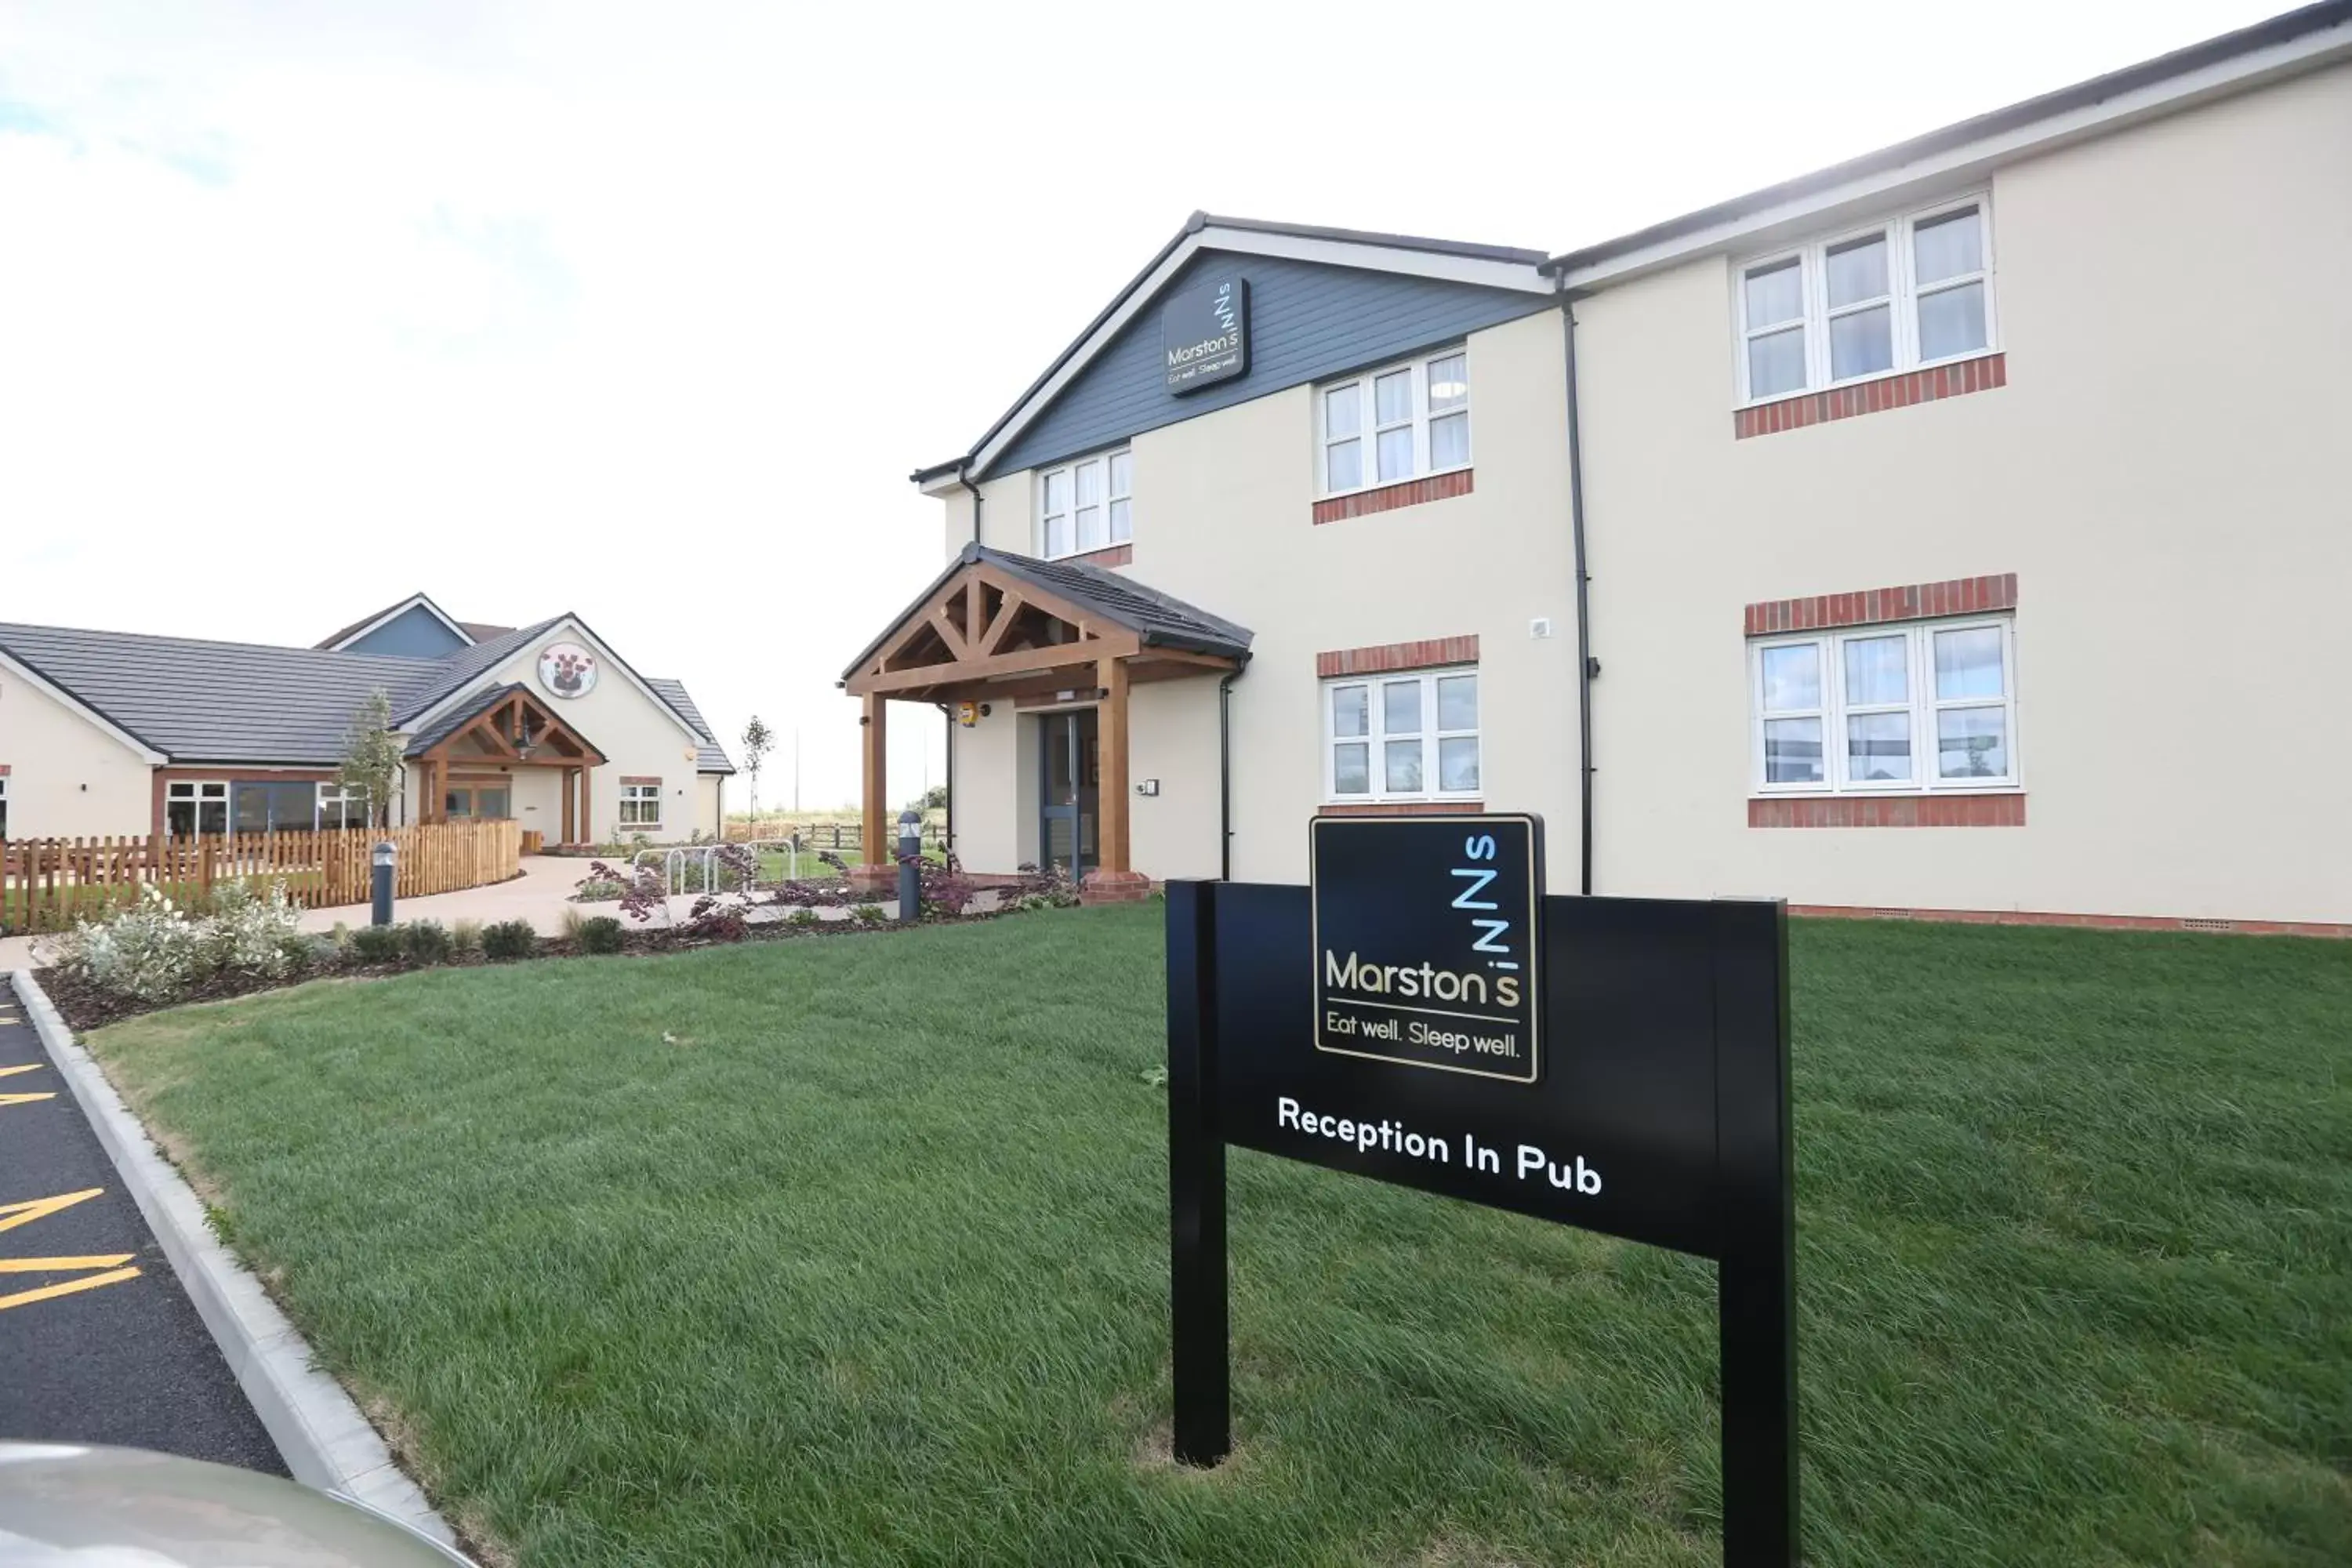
1794, 905, 2350, 940
1735, 353, 2005, 438
1751, 793, 2024, 829
1318, 635, 1479, 679
1312, 468, 1472, 525
1319, 800, 1486, 818
1747, 574, 2015, 636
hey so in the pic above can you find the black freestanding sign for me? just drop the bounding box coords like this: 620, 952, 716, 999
1167, 815, 1798, 1566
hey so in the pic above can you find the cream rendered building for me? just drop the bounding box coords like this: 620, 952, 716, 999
859, 3, 2347, 931
0, 593, 733, 845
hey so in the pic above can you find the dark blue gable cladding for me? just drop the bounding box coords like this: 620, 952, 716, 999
985, 252, 1552, 479
343, 604, 470, 658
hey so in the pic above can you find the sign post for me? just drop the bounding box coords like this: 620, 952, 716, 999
1166, 814, 1797, 1563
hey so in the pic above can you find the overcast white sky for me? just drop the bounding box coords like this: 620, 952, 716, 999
0, 0, 2281, 810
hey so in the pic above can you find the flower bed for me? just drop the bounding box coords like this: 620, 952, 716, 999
34, 861, 1087, 1034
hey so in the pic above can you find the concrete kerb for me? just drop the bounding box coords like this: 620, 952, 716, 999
9, 967, 458, 1548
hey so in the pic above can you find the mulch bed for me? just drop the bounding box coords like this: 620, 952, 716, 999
32, 906, 1037, 1035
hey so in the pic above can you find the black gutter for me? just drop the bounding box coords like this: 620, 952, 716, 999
1559, 289, 1596, 897
1544, 1, 2352, 277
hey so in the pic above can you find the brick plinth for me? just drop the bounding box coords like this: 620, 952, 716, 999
845, 863, 897, 895
1080, 869, 1154, 906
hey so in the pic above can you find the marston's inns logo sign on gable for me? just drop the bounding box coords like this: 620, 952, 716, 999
1163, 275, 1249, 394
1310, 814, 1544, 1085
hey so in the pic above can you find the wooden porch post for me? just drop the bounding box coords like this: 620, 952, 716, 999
580, 764, 594, 844
1098, 655, 1130, 873
561, 766, 578, 844
1083, 655, 1147, 904
861, 693, 888, 872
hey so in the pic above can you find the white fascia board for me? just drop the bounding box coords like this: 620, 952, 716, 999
917, 470, 970, 498
323, 593, 474, 652
0, 647, 169, 764
968, 227, 1551, 476
1559, 25, 2352, 292
403, 619, 708, 750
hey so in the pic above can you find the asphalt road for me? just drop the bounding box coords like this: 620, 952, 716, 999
0, 979, 286, 1474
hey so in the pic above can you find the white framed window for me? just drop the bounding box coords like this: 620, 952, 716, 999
1733, 194, 1995, 405
1750, 617, 2017, 794
318, 783, 370, 830
1320, 348, 1471, 496
165, 780, 229, 837
619, 782, 662, 826
1037, 448, 1132, 560
1323, 668, 1480, 802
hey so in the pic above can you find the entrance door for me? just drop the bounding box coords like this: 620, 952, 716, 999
1038, 709, 1099, 873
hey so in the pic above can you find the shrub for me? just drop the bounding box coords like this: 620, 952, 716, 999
577, 916, 626, 955
851, 903, 886, 924
480, 920, 538, 961
786, 907, 820, 927
451, 920, 483, 954
191, 881, 307, 982
918, 856, 976, 920
558, 905, 588, 942
347, 924, 405, 964
401, 920, 456, 964
683, 895, 748, 942
67, 888, 199, 1004
572, 878, 628, 902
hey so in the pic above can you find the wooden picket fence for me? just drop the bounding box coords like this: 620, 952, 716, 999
0, 820, 521, 935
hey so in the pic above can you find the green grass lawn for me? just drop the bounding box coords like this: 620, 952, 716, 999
85, 913, 2350, 1566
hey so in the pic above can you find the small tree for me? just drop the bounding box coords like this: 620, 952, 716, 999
339, 688, 404, 829
739, 715, 775, 839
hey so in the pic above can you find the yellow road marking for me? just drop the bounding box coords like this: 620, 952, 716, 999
0, 1091, 57, 1109
0, 1189, 105, 1235
0, 1268, 142, 1312
0, 1192, 143, 1311
0, 1063, 47, 1079
0, 1254, 136, 1272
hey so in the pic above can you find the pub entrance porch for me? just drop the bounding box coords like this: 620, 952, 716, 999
840, 543, 1252, 903
405, 682, 608, 845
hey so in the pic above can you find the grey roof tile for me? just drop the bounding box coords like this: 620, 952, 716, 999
840, 543, 1252, 681
0, 622, 447, 764
644, 677, 735, 773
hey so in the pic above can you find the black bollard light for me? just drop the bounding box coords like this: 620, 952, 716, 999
371, 840, 397, 927
897, 809, 922, 924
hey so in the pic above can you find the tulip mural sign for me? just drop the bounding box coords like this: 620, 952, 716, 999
1165, 815, 1800, 1566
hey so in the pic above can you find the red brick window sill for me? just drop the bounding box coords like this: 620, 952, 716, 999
1312, 469, 1472, 525
1058, 543, 1131, 568
1735, 353, 2005, 439
1749, 793, 2025, 828
1320, 800, 1486, 818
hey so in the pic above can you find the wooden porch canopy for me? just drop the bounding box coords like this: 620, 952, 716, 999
840, 543, 1252, 879
406, 682, 607, 837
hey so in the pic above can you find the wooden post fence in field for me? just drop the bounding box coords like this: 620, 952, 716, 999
0, 820, 521, 935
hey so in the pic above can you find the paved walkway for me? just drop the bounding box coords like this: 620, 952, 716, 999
0, 978, 285, 1472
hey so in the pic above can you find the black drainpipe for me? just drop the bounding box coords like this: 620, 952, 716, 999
1218, 668, 1245, 881
935, 703, 956, 861
943, 463, 983, 858
1559, 287, 1597, 897
957, 464, 984, 548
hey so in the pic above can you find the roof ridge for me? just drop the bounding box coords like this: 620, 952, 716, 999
0, 619, 452, 669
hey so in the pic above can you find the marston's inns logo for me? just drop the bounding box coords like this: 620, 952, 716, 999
1166, 289, 1240, 367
